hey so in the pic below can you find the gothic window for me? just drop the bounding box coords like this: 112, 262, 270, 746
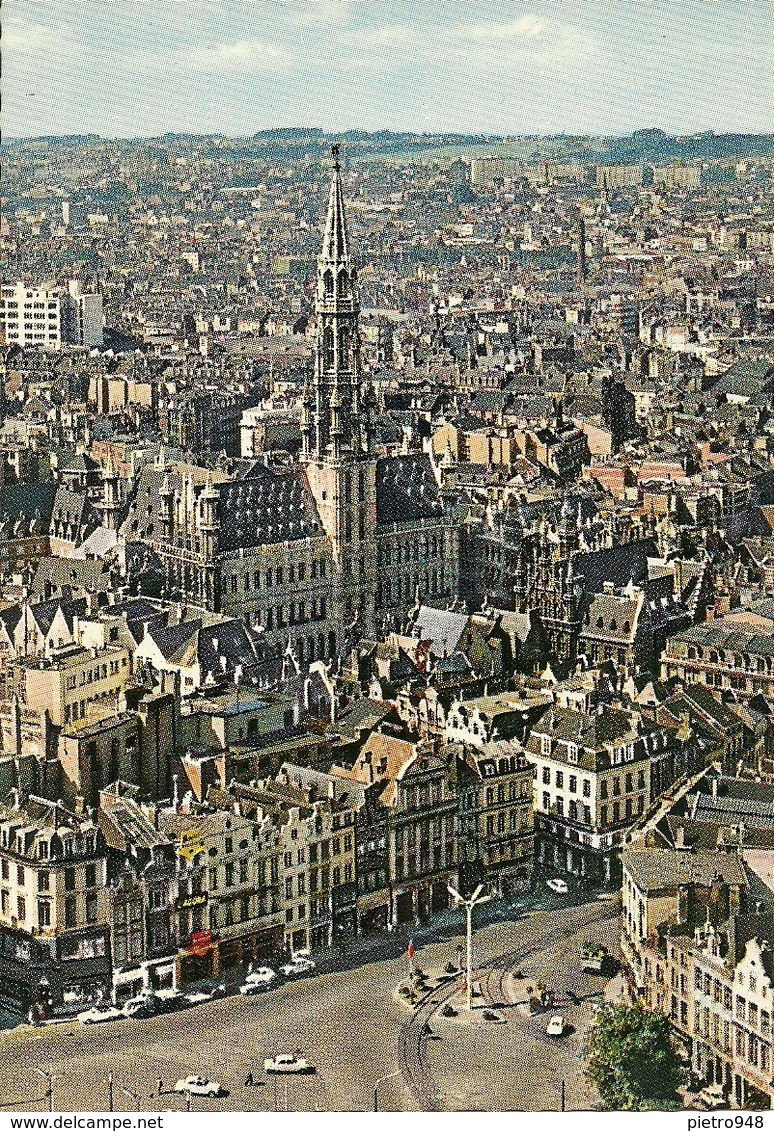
337, 270, 349, 298
324, 326, 335, 369
338, 326, 350, 369
324, 270, 334, 297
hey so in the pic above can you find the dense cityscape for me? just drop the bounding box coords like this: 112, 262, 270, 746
1, 123, 774, 1111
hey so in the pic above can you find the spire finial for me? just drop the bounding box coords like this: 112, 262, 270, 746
331, 143, 340, 168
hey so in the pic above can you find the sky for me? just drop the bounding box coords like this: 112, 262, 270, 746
4, 0, 774, 139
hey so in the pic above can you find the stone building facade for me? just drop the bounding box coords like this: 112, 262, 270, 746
121, 147, 458, 665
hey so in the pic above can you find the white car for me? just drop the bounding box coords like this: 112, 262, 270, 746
546, 1014, 566, 1038
239, 981, 269, 996
78, 1005, 124, 1025
264, 1054, 313, 1075
280, 956, 316, 977
245, 966, 277, 986
173, 1076, 223, 1097
182, 990, 212, 1007
155, 988, 186, 1011
546, 877, 568, 894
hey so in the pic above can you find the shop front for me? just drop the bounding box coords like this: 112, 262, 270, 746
332, 881, 358, 941
113, 956, 178, 1004
358, 899, 389, 935
178, 929, 219, 984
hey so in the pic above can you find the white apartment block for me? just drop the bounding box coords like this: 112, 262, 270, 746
0, 281, 103, 350
0, 283, 62, 348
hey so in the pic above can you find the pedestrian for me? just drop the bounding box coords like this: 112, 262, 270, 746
157, 1078, 163, 1095
245, 1071, 254, 1087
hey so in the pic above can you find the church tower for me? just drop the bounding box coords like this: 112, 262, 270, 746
303, 146, 378, 642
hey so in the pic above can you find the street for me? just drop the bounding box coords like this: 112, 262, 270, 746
0, 896, 618, 1112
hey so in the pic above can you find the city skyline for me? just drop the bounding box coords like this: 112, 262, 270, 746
5, 0, 774, 140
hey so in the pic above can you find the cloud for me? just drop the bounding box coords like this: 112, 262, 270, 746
466, 15, 546, 41
339, 13, 596, 74
288, 0, 354, 27
4, 18, 76, 57
171, 38, 294, 73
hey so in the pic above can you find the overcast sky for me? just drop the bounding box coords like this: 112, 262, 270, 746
5, 0, 774, 139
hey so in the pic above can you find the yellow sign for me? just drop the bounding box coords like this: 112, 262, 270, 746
177, 829, 204, 861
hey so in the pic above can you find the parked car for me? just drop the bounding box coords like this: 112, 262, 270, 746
182, 990, 212, 1007
173, 1076, 223, 1097
122, 992, 159, 1019
546, 878, 568, 894
245, 966, 277, 986
546, 1014, 567, 1038
198, 981, 229, 999
239, 981, 270, 996
155, 989, 186, 1012
280, 956, 316, 977
264, 1054, 313, 1075
78, 1005, 124, 1025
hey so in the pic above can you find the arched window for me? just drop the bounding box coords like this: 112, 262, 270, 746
337, 270, 349, 298
338, 326, 349, 369
323, 326, 334, 370
324, 270, 334, 297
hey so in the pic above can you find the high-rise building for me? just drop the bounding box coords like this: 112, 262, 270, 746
577, 214, 588, 282
595, 165, 643, 190
0, 283, 61, 348
62, 281, 104, 347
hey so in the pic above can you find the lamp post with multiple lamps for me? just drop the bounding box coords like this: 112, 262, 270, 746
447, 882, 491, 1012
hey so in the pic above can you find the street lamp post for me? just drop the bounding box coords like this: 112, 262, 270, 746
33, 1068, 62, 1114
373, 1069, 402, 1112
120, 1087, 140, 1113
447, 883, 491, 1012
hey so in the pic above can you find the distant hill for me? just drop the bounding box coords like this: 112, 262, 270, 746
3, 128, 774, 164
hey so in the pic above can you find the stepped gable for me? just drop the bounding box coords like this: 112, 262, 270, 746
216, 465, 322, 550
375, 453, 444, 525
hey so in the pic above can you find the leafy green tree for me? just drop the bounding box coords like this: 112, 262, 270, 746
585, 1002, 684, 1111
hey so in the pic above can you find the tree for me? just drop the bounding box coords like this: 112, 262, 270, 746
585, 1002, 684, 1111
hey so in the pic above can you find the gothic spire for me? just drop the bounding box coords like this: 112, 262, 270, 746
305, 145, 363, 462
320, 144, 350, 268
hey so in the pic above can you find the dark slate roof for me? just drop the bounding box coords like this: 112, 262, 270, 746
622, 848, 747, 892
674, 620, 774, 659
709, 359, 774, 400
376, 453, 445, 525
692, 793, 774, 830
0, 483, 57, 537
216, 466, 322, 550
533, 704, 636, 753
197, 620, 261, 681
573, 538, 659, 593
147, 618, 200, 662
30, 596, 87, 637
